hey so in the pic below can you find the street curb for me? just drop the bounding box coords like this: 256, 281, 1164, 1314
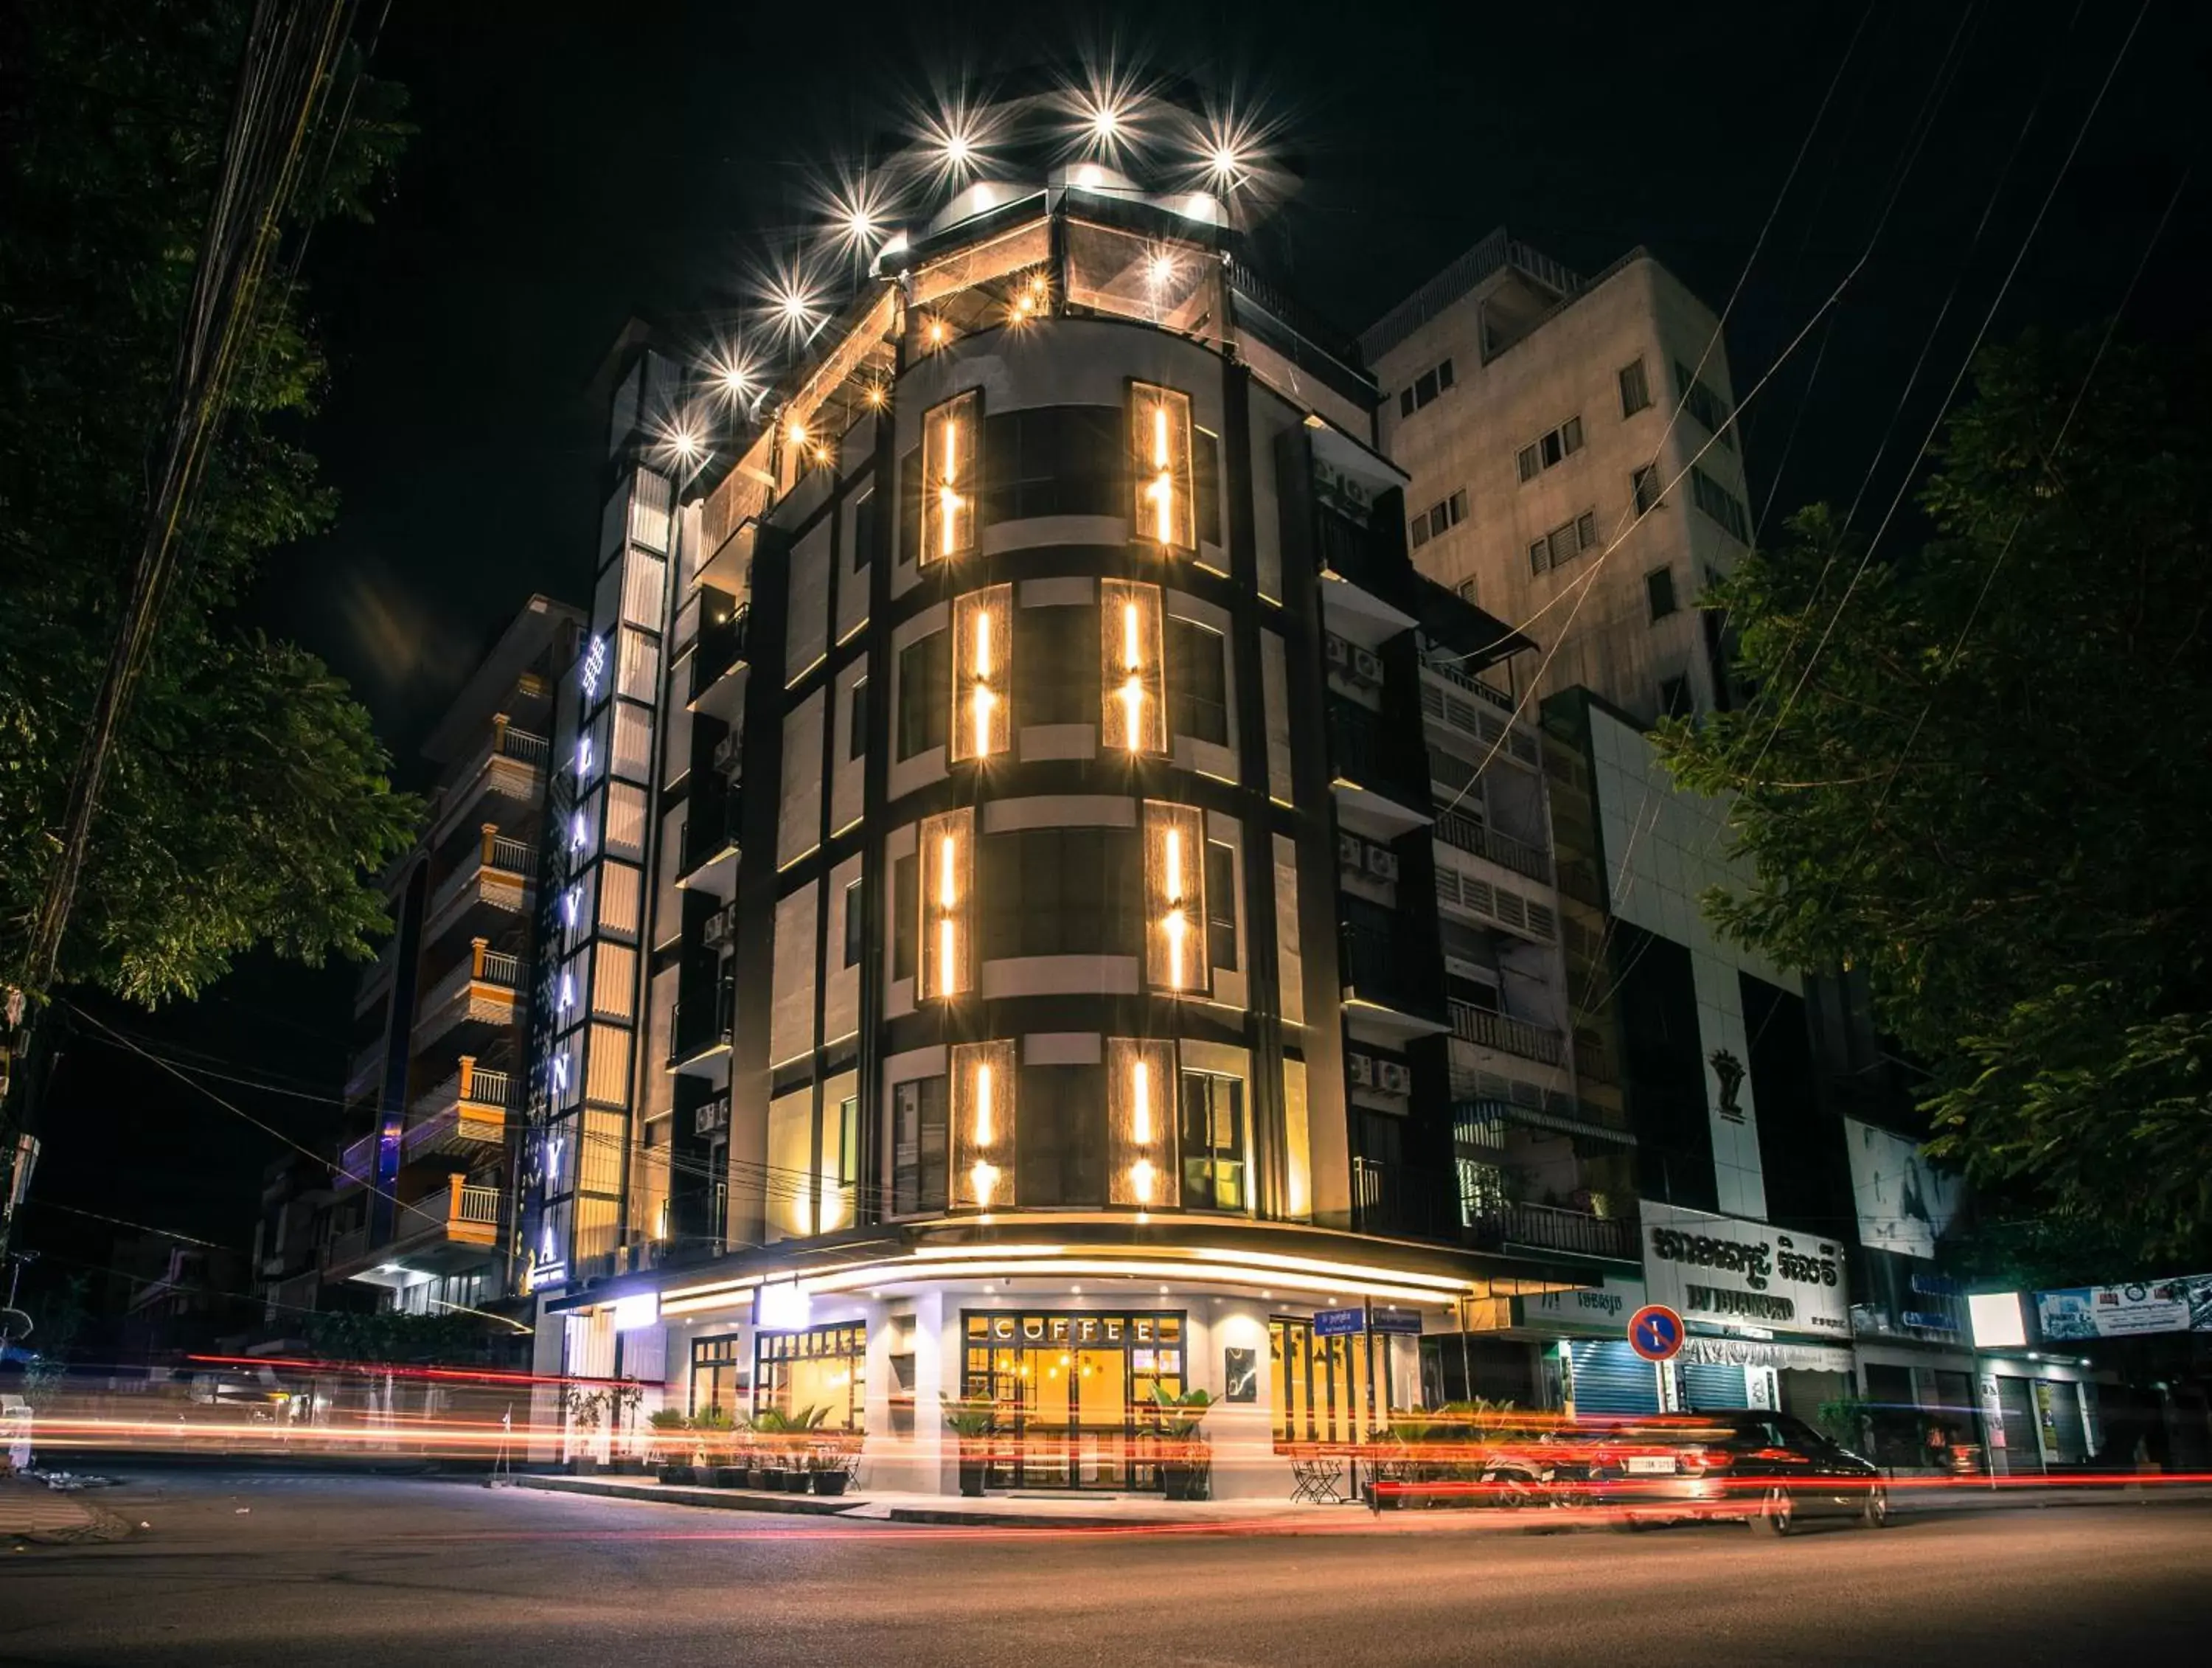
516, 1475, 858, 1517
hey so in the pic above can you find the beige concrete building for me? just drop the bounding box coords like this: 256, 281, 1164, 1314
1362, 230, 1756, 723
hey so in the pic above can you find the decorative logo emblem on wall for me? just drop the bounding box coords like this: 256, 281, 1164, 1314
1708, 1049, 1747, 1123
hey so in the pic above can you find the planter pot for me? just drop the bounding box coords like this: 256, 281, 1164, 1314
958, 1461, 987, 1498
745, 1468, 768, 1491
566, 1457, 599, 1477
812, 1471, 850, 1497
711, 1466, 746, 1489
611, 1458, 648, 1476
656, 1464, 691, 1485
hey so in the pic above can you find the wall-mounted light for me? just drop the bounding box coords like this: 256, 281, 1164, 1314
921, 389, 979, 563
1129, 381, 1195, 551
916, 807, 974, 1000
1143, 801, 1208, 994
1107, 1038, 1179, 1208
1099, 579, 1165, 752
950, 585, 1012, 762
951, 1039, 1015, 1209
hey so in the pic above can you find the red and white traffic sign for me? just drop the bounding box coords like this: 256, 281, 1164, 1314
1627, 1304, 1686, 1361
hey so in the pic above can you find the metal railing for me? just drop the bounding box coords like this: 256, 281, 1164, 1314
1339, 917, 1436, 1018
487, 834, 534, 875
1433, 809, 1551, 884
479, 948, 521, 986
454, 1180, 502, 1228
1466, 1200, 1635, 1261
335, 1133, 373, 1188
496, 721, 550, 765
1449, 999, 1565, 1066
1422, 656, 1517, 712
1327, 695, 1430, 812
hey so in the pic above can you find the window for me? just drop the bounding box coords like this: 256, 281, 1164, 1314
1165, 617, 1230, 746
1619, 358, 1651, 417
1016, 1064, 1105, 1206
1205, 840, 1238, 971
981, 406, 1121, 522
891, 1076, 948, 1215
892, 852, 917, 980
1179, 1071, 1246, 1210
1646, 567, 1678, 622
1194, 428, 1223, 548
1516, 415, 1583, 482
1689, 466, 1750, 543
978, 827, 1142, 959
921, 390, 981, 563
1658, 675, 1694, 718
843, 878, 865, 967
1015, 603, 1100, 728
1455, 577, 1479, 606
1398, 355, 1455, 419
1633, 464, 1663, 515
1411, 488, 1469, 549
851, 490, 876, 572
897, 631, 949, 759
1130, 382, 1196, 550
1674, 361, 1736, 450
848, 677, 869, 759
1528, 508, 1599, 575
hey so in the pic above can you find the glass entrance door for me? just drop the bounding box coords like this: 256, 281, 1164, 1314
963, 1310, 1183, 1489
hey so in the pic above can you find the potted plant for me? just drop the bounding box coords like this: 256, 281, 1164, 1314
943, 1398, 998, 1497
607, 1380, 649, 1473
560, 1384, 605, 1474
647, 1409, 693, 1484
1152, 1387, 1215, 1501
691, 1407, 742, 1487
809, 1426, 859, 1496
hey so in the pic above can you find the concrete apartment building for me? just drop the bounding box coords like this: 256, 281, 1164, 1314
309, 595, 584, 1329
1363, 231, 1753, 725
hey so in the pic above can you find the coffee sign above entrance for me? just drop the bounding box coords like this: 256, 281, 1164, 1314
1640, 1200, 1851, 1338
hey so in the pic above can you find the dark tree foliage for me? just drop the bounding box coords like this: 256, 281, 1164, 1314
1658, 331, 2212, 1264
1, 1, 420, 1005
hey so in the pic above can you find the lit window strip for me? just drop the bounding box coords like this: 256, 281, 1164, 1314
1130, 382, 1195, 550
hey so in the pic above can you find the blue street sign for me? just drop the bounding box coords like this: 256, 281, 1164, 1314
1313, 1308, 1365, 1336
1371, 1310, 1423, 1335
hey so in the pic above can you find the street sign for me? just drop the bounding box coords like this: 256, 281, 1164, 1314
1627, 1304, 1686, 1361
1313, 1307, 1364, 1336
1371, 1310, 1423, 1335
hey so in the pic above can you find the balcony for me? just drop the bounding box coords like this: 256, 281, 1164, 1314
1433, 808, 1551, 886
334, 1132, 375, 1192
411, 939, 525, 1050
1340, 912, 1445, 1042
404, 1056, 515, 1158
1351, 1158, 1460, 1241
344, 1037, 385, 1100
689, 600, 751, 715
433, 715, 551, 844
1327, 695, 1431, 830
424, 827, 535, 940
1466, 1200, 1636, 1262
1449, 999, 1565, 1068
667, 986, 734, 1071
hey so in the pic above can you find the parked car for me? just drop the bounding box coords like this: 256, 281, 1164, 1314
1579, 1411, 1888, 1533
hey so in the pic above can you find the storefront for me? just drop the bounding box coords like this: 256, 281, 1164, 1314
961, 1310, 1183, 1488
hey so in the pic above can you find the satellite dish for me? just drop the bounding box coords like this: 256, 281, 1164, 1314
0, 1308, 31, 1343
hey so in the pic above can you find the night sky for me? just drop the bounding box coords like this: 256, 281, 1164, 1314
24, 0, 2208, 1318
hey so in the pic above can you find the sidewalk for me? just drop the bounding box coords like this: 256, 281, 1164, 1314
1, 1479, 135, 1546
516, 1471, 2212, 1531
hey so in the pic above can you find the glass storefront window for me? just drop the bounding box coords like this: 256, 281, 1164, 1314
755, 1323, 866, 1431
1270, 1317, 1391, 1448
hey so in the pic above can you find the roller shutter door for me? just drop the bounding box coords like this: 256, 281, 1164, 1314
1569, 1341, 1660, 1416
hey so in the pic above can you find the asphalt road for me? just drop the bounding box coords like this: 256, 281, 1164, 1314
4, 1470, 2208, 1667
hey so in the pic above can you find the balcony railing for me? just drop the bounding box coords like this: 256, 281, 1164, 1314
413, 939, 526, 1046
427, 826, 535, 925
1340, 916, 1437, 1020
1449, 999, 1565, 1067
667, 986, 735, 1065
1422, 654, 1517, 712
1352, 1158, 1460, 1241
1466, 1200, 1636, 1262
1433, 809, 1552, 885
335, 1133, 374, 1189
495, 718, 550, 766
688, 602, 751, 703
1327, 695, 1430, 814
405, 1056, 515, 1156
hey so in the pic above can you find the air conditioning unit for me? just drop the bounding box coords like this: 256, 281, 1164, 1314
701, 909, 730, 948
712, 733, 741, 776
1352, 647, 1384, 685
1336, 831, 1365, 869
1324, 634, 1352, 670
695, 1094, 729, 1136
1378, 1061, 1413, 1095
1366, 847, 1401, 883
1346, 1052, 1376, 1088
